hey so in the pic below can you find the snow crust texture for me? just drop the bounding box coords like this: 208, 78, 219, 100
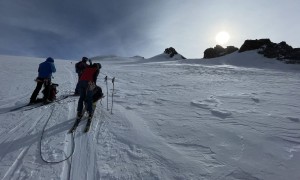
0, 52, 299, 180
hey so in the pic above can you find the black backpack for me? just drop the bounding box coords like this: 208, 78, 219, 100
92, 86, 104, 102
49, 83, 59, 101
40, 83, 58, 101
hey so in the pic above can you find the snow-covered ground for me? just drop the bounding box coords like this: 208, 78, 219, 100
0, 51, 299, 180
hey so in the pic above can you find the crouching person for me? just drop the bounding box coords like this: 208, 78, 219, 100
30, 57, 56, 104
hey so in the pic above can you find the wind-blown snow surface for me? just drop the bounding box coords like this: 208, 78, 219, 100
0, 52, 300, 180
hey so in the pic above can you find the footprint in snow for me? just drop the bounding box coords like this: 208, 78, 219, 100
126, 106, 136, 110
191, 96, 233, 119
210, 109, 232, 119
286, 117, 300, 122
251, 97, 260, 103
190, 96, 220, 110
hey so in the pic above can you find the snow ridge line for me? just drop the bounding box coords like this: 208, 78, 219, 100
39, 104, 76, 164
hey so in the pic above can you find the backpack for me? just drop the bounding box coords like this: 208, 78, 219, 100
43, 83, 58, 101
50, 83, 59, 101
92, 86, 104, 102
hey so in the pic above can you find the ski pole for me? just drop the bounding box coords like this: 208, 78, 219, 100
105, 76, 109, 111
111, 77, 115, 114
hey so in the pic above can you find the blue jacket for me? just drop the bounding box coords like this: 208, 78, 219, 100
38, 57, 56, 78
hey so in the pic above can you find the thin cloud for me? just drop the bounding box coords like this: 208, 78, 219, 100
0, 0, 299, 59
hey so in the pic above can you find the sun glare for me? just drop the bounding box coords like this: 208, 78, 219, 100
215, 31, 230, 45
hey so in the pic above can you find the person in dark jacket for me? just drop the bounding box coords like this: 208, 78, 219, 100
74, 57, 91, 95
76, 63, 101, 120
30, 57, 56, 104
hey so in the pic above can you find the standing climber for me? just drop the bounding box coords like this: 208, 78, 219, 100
74, 57, 91, 95
69, 62, 101, 133
76, 63, 101, 119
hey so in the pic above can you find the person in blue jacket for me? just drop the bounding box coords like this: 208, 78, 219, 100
30, 57, 56, 104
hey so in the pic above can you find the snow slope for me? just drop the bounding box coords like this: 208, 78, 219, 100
0, 52, 299, 180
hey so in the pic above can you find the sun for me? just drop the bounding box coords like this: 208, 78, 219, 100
215, 31, 230, 45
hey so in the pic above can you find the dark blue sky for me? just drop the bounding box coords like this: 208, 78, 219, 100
0, 0, 299, 60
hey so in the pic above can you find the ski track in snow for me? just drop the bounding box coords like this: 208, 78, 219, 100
0, 106, 58, 179
0, 54, 300, 180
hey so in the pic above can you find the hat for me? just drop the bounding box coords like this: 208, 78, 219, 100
82, 57, 88, 62
46, 57, 54, 62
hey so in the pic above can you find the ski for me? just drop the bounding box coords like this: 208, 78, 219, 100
22, 102, 50, 111
9, 94, 70, 113
9, 103, 38, 112
24, 96, 69, 111
9, 102, 44, 112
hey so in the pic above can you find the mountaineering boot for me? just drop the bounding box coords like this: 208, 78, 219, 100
84, 119, 91, 133
29, 99, 36, 105
84, 113, 93, 133
68, 112, 83, 133
43, 99, 53, 105
28, 101, 35, 105
69, 118, 81, 133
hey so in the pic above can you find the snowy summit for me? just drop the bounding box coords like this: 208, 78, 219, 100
0, 51, 300, 180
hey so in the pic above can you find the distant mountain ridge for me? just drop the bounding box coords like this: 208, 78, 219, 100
146, 39, 299, 65
203, 45, 239, 59
148, 47, 186, 61
203, 39, 300, 64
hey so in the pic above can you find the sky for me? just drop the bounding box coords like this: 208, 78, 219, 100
0, 0, 300, 60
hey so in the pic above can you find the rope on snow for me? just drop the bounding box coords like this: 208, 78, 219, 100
39, 104, 76, 164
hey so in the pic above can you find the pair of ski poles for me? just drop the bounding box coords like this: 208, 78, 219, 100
104, 76, 115, 114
